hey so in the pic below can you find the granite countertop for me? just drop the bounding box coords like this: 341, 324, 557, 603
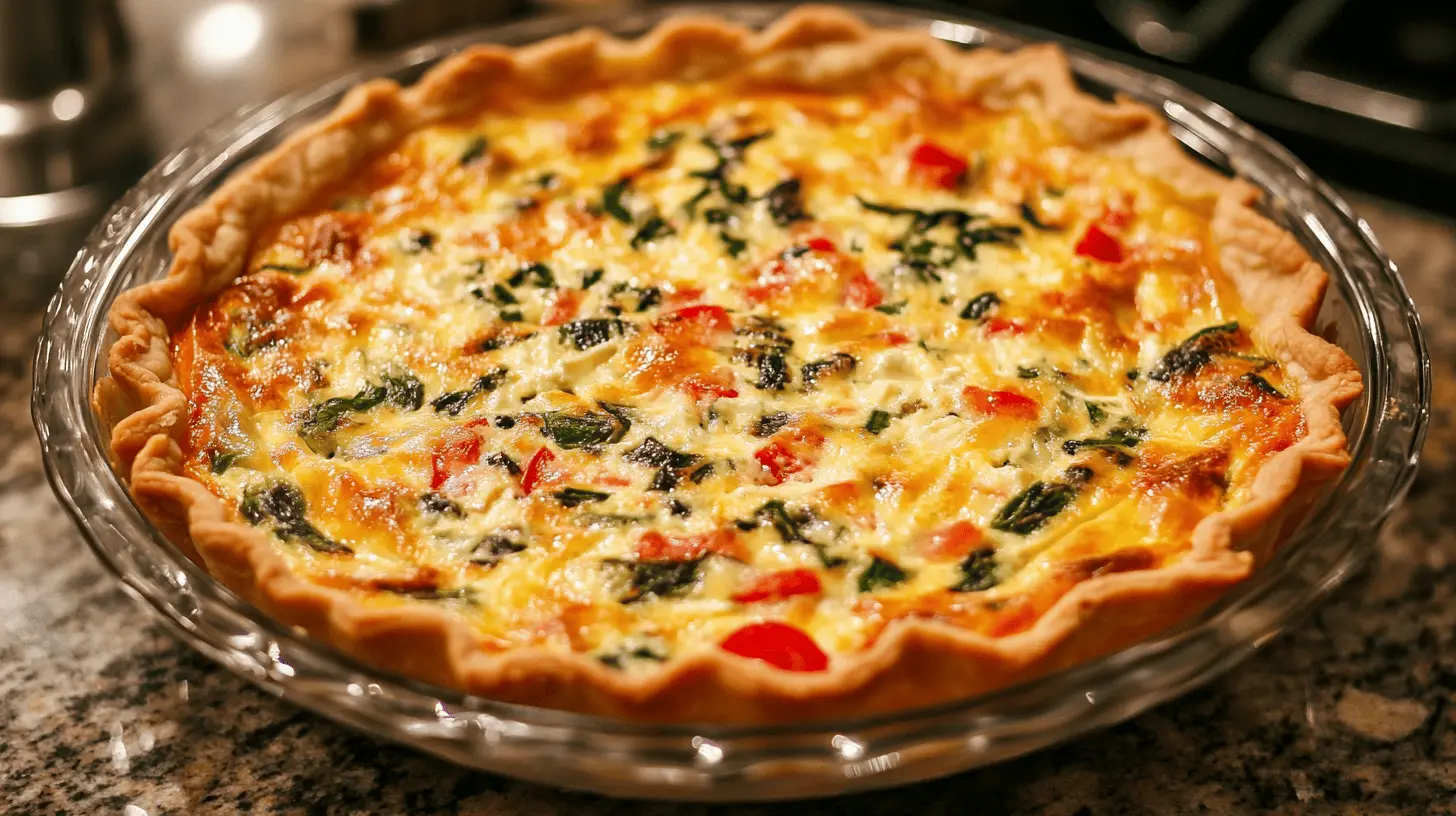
4, 2, 1456, 813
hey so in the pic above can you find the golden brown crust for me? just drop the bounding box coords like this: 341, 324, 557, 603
95, 5, 1362, 722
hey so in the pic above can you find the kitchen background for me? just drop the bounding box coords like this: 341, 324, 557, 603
2, 1, 1453, 813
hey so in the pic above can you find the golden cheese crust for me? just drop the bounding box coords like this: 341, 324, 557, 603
96, 6, 1362, 723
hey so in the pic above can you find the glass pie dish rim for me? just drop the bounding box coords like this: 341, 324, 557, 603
31, 1, 1429, 798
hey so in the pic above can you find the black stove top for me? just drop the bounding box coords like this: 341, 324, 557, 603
915, 0, 1456, 215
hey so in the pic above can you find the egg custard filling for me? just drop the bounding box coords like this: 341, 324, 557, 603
175, 76, 1310, 673
102, 8, 1359, 719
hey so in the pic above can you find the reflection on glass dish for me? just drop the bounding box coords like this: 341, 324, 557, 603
32, 3, 1427, 801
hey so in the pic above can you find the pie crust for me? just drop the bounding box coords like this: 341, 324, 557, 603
95, 5, 1363, 723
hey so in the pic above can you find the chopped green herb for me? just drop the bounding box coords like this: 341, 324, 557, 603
991, 481, 1078, 535
259, 263, 312, 275
1085, 401, 1108, 425
703, 208, 734, 224
951, 549, 999, 592
646, 129, 684, 152
596, 402, 634, 440
864, 409, 893, 435
874, 300, 909, 315
630, 215, 675, 249
507, 262, 555, 289
958, 224, 1023, 260
403, 230, 436, 254
752, 500, 804, 542
459, 135, 488, 165
602, 178, 634, 224
553, 487, 611, 507
208, 450, 243, 475
500, 310, 524, 322
762, 178, 809, 226
1148, 322, 1242, 382
859, 556, 909, 592
719, 231, 748, 258
581, 268, 605, 289
1019, 201, 1056, 231
1017, 367, 1041, 380
490, 283, 518, 305
960, 292, 1001, 321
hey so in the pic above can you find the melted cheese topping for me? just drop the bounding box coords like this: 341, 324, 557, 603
176, 72, 1306, 672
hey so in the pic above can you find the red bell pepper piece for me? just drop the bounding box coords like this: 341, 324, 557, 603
841, 270, 885, 309
909, 141, 969, 190
636, 529, 743, 561
430, 433, 481, 490
962, 386, 1040, 420
542, 288, 582, 326
730, 569, 823, 603
520, 446, 556, 495
923, 520, 985, 559
1074, 224, 1125, 264
720, 621, 829, 671
805, 237, 838, 253
654, 304, 733, 346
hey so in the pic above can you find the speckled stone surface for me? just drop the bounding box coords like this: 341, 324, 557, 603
4, 2, 1456, 811
4, 197, 1454, 816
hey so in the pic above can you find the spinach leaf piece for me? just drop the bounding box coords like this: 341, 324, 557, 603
1019, 201, 1057, 231
858, 556, 908, 592
602, 178, 634, 224
403, 230, 436, 254
609, 558, 703, 604
800, 353, 856, 389
624, 437, 698, 469
1242, 372, 1285, 397
240, 481, 350, 554
752, 411, 794, 437
559, 318, 632, 350
864, 410, 892, 435
719, 231, 748, 258
598, 643, 669, 669
470, 529, 526, 566
540, 410, 625, 449
553, 487, 611, 507
484, 451, 521, 476
1148, 322, 1241, 382
762, 178, 809, 226
630, 215, 675, 249
1085, 401, 1108, 425
298, 372, 422, 449
958, 224, 1023, 260
752, 346, 790, 391
581, 268, 605, 289
991, 481, 1078, 535
459, 135, 488, 166
959, 292, 1001, 321
208, 450, 243, 475
418, 492, 463, 518
259, 263, 312, 275
646, 129, 683, 152
1061, 425, 1149, 455
430, 367, 508, 416
507, 262, 555, 289
951, 548, 999, 592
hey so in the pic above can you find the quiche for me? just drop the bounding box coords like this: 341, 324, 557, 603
97, 6, 1362, 723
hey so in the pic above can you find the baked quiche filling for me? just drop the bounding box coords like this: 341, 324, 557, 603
174, 72, 1306, 673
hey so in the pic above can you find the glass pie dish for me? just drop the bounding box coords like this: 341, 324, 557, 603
32, 2, 1428, 801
